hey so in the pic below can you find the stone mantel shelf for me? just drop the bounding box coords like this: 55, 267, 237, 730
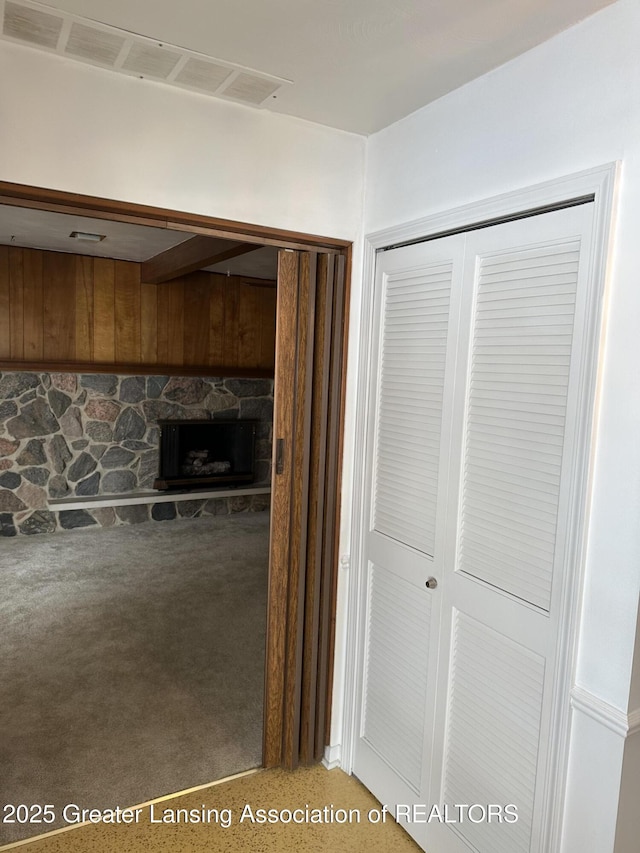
49, 485, 271, 512
0, 360, 274, 379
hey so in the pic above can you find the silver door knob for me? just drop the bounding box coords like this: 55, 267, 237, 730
425, 577, 438, 590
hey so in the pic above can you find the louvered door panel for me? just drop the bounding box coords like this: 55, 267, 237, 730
362, 561, 432, 790
443, 611, 545, 853
373, 264, 452, 556
458, 242, 580, 610
355, 235, 461, 836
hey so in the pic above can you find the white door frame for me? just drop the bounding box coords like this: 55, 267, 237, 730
341, 163, 619, 851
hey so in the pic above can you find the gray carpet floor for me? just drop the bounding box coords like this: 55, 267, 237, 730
0, 512, 269, 845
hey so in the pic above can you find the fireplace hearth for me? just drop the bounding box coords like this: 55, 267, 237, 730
0, 371, 273, 536
154, 419, 258, 490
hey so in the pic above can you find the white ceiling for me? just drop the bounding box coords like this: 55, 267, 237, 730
0, 204, 188, 260
0, 204, 279, 278
10, 0, 617, 134
0, 0, 617, 273
207, 246, 279, 279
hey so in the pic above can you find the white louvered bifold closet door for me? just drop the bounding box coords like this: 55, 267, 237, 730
353, 235, 463, 824
354, 202, 597, 853
427, 203, 595, 853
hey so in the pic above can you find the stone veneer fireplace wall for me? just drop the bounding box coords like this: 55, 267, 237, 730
0, 372, 272, 536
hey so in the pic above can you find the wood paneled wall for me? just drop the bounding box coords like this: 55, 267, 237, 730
0, 246, 276, 375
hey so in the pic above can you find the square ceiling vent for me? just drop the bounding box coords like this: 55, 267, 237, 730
121, 42, 182, 80
65, 21, 125, 66
221, 73, 281, 106
175, 57, 233, 94
1, 0, 292, 107
3, 0, 61, 48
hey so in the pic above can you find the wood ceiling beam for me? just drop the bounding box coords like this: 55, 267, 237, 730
141, 235, 260, 284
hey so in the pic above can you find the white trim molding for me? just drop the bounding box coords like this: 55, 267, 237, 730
322, 744, 342, 770
570, 686, 634, 739
364, 163, 618, 251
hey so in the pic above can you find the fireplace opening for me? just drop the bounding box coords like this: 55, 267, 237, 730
154, 419, 258, 490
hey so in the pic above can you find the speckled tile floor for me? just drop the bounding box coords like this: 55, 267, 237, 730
2, 765, 421, 852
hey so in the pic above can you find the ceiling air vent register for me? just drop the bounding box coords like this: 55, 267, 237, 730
3, 0, 60, 47
0, 0, 292, 107
65, 21, 124, 65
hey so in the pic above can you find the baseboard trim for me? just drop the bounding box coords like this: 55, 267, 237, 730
322, 744, 342, 770
570, 685, 634, 738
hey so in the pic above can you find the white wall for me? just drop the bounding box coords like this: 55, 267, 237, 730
0, 39, 365, 239
337, 0, 640, 849
0, 30, 367, 774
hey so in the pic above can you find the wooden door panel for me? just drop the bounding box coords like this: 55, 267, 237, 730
263, 251, 299, 768
264, 249, 346, 770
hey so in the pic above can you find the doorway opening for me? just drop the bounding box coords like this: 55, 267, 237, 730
0, 180, 350, 843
